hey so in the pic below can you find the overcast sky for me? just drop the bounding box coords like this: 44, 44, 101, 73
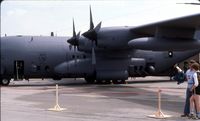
1, 0, 200, 37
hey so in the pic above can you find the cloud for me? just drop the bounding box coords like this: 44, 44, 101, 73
7, 9, 27, 16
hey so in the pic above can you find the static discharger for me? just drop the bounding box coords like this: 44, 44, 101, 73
147, 87, 172, 119
48, 84, 66, 111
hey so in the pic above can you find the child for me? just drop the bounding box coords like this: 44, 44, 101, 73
189, 63, 200, 119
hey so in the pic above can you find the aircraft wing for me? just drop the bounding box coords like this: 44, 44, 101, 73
130, 13, 200, 39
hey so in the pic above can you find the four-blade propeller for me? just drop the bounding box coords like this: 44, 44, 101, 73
67, 6, 102, 66
67, 19, 80, 66
67, 19, 80, 47
82, 6, 102, 46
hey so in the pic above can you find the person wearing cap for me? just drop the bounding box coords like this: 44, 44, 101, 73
188, 63, 200, 119
181, 60, 197, 117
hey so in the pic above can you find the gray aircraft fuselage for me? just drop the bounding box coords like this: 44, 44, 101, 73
1, 26, 200, 85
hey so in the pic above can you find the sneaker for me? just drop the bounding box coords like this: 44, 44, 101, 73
188, 114, 198, 119
181, 114, 189, 117
197, 113, 200, 119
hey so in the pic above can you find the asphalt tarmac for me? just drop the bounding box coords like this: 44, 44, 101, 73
1, 77, 192, 121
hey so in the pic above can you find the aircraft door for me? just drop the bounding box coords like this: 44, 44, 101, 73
14, 60, 24, 80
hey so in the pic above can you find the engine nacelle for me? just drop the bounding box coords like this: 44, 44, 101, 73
78, 28, 132, 52
78, 36, 92, 52
128, 37, 200, 51
96, 29, 131, 49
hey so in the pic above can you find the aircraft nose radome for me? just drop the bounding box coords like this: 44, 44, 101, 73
54, 62, 68, 74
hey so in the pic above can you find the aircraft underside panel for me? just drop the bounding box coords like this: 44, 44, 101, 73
96, 70, 128, 80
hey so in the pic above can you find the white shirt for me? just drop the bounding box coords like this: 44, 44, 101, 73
193, 72, 199, 87
186, 69, 198, 89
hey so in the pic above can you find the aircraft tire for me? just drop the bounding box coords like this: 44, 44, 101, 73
85, 77, 95, 84
100, 80, 111, 84
105, 80, 111, 84
96, 80, 102, 84
113, 80, 125, 84
0, 78, 10, 86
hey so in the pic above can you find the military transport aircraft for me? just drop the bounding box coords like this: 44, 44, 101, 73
1, 7, 200, 86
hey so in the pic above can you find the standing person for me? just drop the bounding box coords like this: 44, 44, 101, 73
173, 64, 185, 84
188, 63, 200, 119
183, 61, 189, 73
181, 60, 197, 117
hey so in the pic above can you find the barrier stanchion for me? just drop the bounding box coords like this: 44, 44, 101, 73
48, 84, 66, 111
147, 87, 172, 119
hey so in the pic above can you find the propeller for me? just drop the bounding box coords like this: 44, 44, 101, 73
67, 19, 80, 46
66, 19, 81, 80
82, 6, 101, 46
82, 6, 102, 65
67, 19, 80, 66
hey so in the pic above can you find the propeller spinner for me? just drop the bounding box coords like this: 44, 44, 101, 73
82, 6, 102, 65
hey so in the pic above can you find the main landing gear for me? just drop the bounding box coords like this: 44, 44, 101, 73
0, 78, 11, 86
84, 77, 95, 84
84, 77, 126, 84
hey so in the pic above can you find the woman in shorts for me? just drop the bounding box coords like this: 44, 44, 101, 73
189, 63, 200, 119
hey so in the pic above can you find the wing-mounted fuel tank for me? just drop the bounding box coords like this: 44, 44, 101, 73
128, 37, 200, 51
54, 59, 94, 77
128, 58, 155, 77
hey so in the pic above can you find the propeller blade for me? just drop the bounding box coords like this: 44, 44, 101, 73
73, 18, 76, 37
89, 6, 94, 30
74, 46, 77, 64
82, 6, 102, 46
77, 31, 81, 39
92, 42, 96, 65
94, 22, 102, 32
73, 46, 77, 79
